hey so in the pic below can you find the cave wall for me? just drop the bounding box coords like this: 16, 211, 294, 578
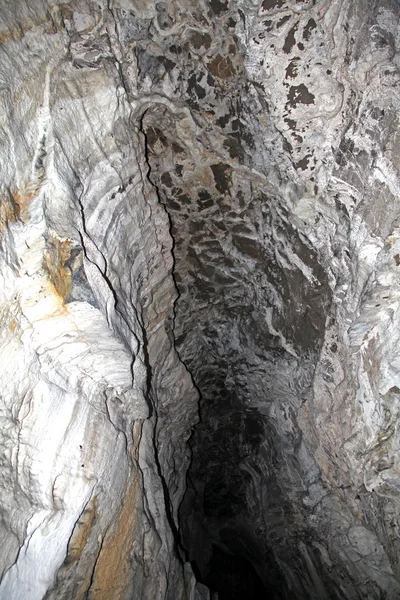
134, 0, 400, 597
1, 0, 400, 599
0, 2, 203, 599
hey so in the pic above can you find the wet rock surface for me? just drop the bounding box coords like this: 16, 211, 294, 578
1, 0, 400, 599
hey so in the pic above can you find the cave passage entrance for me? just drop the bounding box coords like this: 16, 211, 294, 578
140, 103, 331, 600
198, 545, 267, 600
178, 382, 292, 600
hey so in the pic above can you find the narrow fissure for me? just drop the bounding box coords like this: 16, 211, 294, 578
140, 115, 292, 598
138, 97, 336, 596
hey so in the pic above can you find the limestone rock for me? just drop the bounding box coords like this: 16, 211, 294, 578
0, 2, 199, 599
1, 1, 400, 599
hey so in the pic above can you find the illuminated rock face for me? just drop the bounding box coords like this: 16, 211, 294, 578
1, 1, 400, 599
0, 3, 201, 599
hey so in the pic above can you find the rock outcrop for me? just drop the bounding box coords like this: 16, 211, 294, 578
1, 1, 400, 599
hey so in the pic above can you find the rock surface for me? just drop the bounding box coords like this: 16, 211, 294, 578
0, 2, 202, 599
1, 0, 400, 599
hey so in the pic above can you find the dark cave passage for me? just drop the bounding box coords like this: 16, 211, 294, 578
178, 381, 294, 600
140, 74, 343, 600
200, 546, 270, 600
192, 544, 294, 600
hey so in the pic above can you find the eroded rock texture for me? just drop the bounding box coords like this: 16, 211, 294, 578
1, 0, 400, 599
0, 2, 203, 599
136, 0, 400, 597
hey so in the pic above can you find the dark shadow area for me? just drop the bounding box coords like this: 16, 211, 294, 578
201, 545, 267, 600
178, 382, 293, 600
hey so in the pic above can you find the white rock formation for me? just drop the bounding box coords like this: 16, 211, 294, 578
0, 2, 202, 599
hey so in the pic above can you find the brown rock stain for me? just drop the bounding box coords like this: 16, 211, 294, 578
0, 20, 38, 45
0, 186, 37, 231
285, 57, 300, 79
66, 496, 98, 565
207, 54, 236, 79
88, 430, 143, 599
232, 235, 261, 260
0, 193, 19, 232
43, 236, 73, 302
12, 187, 38, 222
0, 3, 71, 46
283, 22, 299, 54
193, 166, 214, 189
262, 0, 285, 9
190, 32, 211, 50
287, 83, 315, 108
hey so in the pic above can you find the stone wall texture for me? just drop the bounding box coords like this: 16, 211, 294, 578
1, 1, 400, 599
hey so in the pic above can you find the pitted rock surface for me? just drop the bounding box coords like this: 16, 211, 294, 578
137, 0, 400, 598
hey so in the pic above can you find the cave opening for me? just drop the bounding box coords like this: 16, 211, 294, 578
177, 376, 295, 600
197, 545, 268, 600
